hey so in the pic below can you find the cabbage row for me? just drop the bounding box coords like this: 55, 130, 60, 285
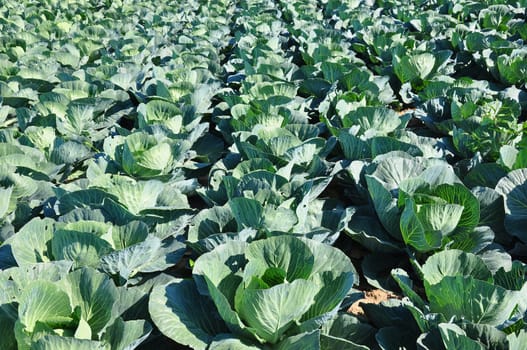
0, 0, 526, 349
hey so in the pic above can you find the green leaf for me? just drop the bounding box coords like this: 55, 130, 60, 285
320, 313, 376, 350
245, 235, 314, 282
0, 302, 18, 349
187, 229, 257, 255
187, 205, 235, 242
204, 274, 251, 339
433, 183, 480, 236
138, 100, 182, 131
17, 281, 73, 333
370, 136, 422, 158
496, 168, 527, 243
100, 236, 162, 281
375, 325, 420, 349
50, 140, 91, 165
496, 51, 527, 85
282, 141, 319, 166
102, 318, 152, 350
300, 238, 356, 322
394, 52, 436, 82
7, 261, 72, 288
277, 330, 321, 350
266, 136, 302, 157
320, 334, 368, 350
401, 199, 464, 252
366, 156, 427, 238
54, 80, 92, 100
426, 276, 519, 326
499, 145, 519, 170
460, 322, 508, 350
9, 218, 55, 266
362, 253, 401, 291
149, 278, 227, 350
342, 107, 402, 137
422, 250, 492, 285
261, 267, 287, 286
448, 226, 495, 254
57, 189, 115, 214
74, 318, 92, 340
338, 132, 370, 160
62, 221, 112, 237
366, 175, 402, 240
321, 62, 345, 83
494, 261, 527, 291
51, 229, 113, 268
262, 207, 297, 233
56, 104, 95, 137
472, 187, 508, 244
192, 241, 248, 299
344, 214, 404, 253
121, 133, 174, 177
229, 197, 264, 230
439, 323, 485, 350
465, 164, 507, 189
479, 246, 512, 274
62, 268, 118, 335
394, 50, 451, 83
507, 330, 527, 350
232, 159, 276, 178
235, 279, 317, 344
31, 335, 108, 350
0, 186, 13, 218
128, 237, 185, 273
299, 78, 332, 98
112, 221, 149, 250
391, 268, 426, 310
97, 176, 165, 215
208, 335, 261, 349
54, 44, 81, 68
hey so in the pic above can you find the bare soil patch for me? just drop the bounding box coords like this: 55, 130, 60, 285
348, 289, 400, 316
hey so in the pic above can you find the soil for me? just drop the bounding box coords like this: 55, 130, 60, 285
347, 289, 400, 316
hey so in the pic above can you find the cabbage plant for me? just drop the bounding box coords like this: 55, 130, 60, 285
0, 265, 151, 350
149, 235, 357, 349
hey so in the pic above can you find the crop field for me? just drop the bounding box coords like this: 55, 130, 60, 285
1, 0, 527, 348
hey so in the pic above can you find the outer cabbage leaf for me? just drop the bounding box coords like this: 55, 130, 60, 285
149, 278, 228, 350
100, 318, 152, 350
496, 168, 527, 242
439, 323, 485, 350
15, 281, 74, 349
32, 335, 108, 350
426, 276, 519, 327
8, 218, 55, 266
51, 229, 113, 268
60, 268, 118, 336
421, 250, 492, 285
